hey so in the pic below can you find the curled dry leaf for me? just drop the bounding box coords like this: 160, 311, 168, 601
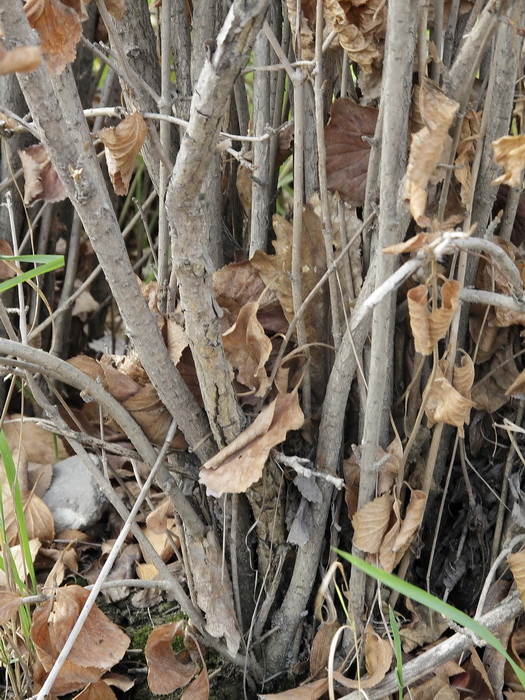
199, 391, 304, 497
145, 620, 198, 695
259, 677, 329, 699
24, 0, 83, 75
324, 0, 387, 74
71, 681, 118, 700
352, 492, 393, 554
0, 43, 42, 75
407, 280, 461, 355
310, 620, 340, 677
97, 112, 148, 195
324, 98, 378, 206
181, 665, 209, 700
222, 300, 272, 396
405, 78, 460, 227
0, 589, 23, 624
455, 110, 481, 209
383, 231, 441, 255
31, 585, 130, 695
492, 135, 525, 187
187, 530, 242, 655
19, 143, 67, 205
508, 551, 525, 607
285, 0, 318, 60
424, 361, 474, 437
2, 488, 55, 546
379, 489, 426, 572
0, 239, 16, 280
0, 539, 41, 587
332, 624, 393, 689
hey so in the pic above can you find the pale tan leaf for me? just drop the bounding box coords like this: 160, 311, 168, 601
332, 624, 392, 689
223, 300, 272, 396
199, 391, 304, 497
259, 677, 329, 699
452, 352, 474, 398
507, 368, 525, 399
424, 366, 474, 437
97, 113, 148, 195
379, 490, 426, 571
19, 143, 67, 204
0, 43, 42, 75
407, 285, 431, 355
22, 492, 55, 545
187, 530, 242, 655
407, 675, 460, 699
492, 134, 525, 187
0, 539, 41, 587
145, 621, 197, 695
0, 589, 23, 624
285, 0, 316, 60
405, 78, 460, 227
103, 0, 125, 21
352, 493, 393, 554
377, 497, 402, 572
140, 519, 179, 564
71, 681, 118, 700
407, 280, 460, 356
166, 319, 189, 366
383, 232, 440, 255
454, 109, 481, 209
399, 598, 450, 652
25, 0, 82, 75
508, 551, 525, 607
145, 498, 172, 534
136, 562, 159, 580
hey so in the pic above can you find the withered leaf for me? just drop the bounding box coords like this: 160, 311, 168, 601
424, 363, 474, 437
145, 621, 197, 695
310, 620, 340, 677
0, 239, 16, 280
379, 489, 426, 572
199, 391, 304, 497
97, 112, 148, 195
181, 665, 209, 700
25, 0, 83, 75
3, 488, 55, 546
508, 551, 525, 608
332, 624, 392, 689
0, 589, 23, 624
0, 539, 41, 587
259, 677, 329, 699
19, 143, 67, 205
71, 681, 118, 700
325, 98, 378, 206
31, 585, 130, 694
223, 300, 272, 396
324, 0, 387, 74
407, 280, 460, 355
0, 43, 42, 75
405, 78, 460, 227
352, 492, 393, 554
492, 134, 525, 188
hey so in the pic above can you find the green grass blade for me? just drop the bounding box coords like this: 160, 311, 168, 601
0, 255, 64, 294
335, 549, 525, 690
388, 605, 403, 700
0, 431, 37, 592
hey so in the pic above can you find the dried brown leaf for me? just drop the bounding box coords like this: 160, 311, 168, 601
259, 677, 329, 699
455, 110, 481, 209
324, 0, 387, 74
181, 665, 209, 700
19, 143, 67, 205
200, 391, 304, 497
97, 113, 148, 195
103, 0, 125, 21
31, 585, 130, 694
0, 539, 41, 587
0, 589, 23, 624
310, 620, 340, 677
379, 490, 426, 571
424, 364, 474, 437
492, 135, 525, 187
452, 352, 474, 398
332, 624, 392, 689
223, 300, 272, 396
145, 621, 197, 695
25, 0, 82, 75
187, 530, 242, 655
383, 232, 440, 255
324, 98, 378, 205
0, 239, 16, 280
407, 280, 460, 355
352, 493, 393, 554
508, 551, 525, 607
145, 498, 172, 534
71, 681, 118, 700
405, 78, 460, 227
0, 43, 42, 75
3, 491, 55, 546
213, 260, 287, 334
140, 519, 179, 563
